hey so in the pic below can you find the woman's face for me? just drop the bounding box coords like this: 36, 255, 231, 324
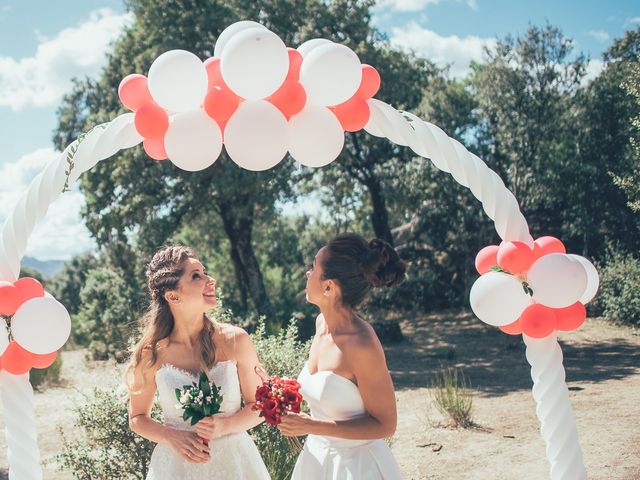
305, 247, 328, 306
175, 257, 217, 309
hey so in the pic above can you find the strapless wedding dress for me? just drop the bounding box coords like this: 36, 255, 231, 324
292, 362, 403, 479
146, 360, 270, 480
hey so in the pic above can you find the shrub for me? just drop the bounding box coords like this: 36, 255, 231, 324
30, 353, 64, 390
431, 367, 474, 428
74, 268, 136, 362
56, 388, 162, 479
595, 249, 640, 326
250, 319, 311, 480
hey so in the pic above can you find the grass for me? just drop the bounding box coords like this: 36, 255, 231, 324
431, 366, 474, 428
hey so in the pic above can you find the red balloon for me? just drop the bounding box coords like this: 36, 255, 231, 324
204, 57, 223, 87
0, 281, 21, 316
499, 319, 523, 335
475, 245, 499, 275
204, 85, 241, 124
15, 277, 45, 303
143, 137, 168, 161
1, 342, 36, 375
556, 302, 586, 331
533, 236, 566, 259
286, 48, 303, 81
134, 104, 169, 139
267, 80, 306, 119
355, 65, 381, 99
331, 96, 370, 132
31, 351, 57, 369
497, 241, 535, 274
118, 74, 154, 111
520, 304, 557, 338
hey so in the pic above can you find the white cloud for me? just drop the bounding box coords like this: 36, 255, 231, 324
375, 0, 478, 12
0, 8, 133, 111
0, 148, 96, 261
389, 22, 495, 78
588, 30, 610, 43
582, 59, 605, 85
624, 16, 640, 26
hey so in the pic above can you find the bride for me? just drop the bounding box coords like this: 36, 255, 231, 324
126, 245, 270, 479
268, 233, 406, 479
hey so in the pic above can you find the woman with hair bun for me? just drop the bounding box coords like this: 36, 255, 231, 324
265, 233, 407, 479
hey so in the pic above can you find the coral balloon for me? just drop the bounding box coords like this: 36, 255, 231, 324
31, 351, 57, 369
267, 80, 306, 119
14, 277, 45, 301
533, 236, 566, 259
118, 74, 154, 111
355, 65, 381, 99
497, 241, 535, 274
331, 96, 370, 132
1, 342, 36, 375
555, 302, 586, 331
204, 57, 224, 87
134, 104, 169, 139
204, 85, 241, 124
520, 304, 557, 338
143, 137, 167, 160
499, 319, 523, 335
475, 245, 499, 275
286, 48, 303, 81
0, 277, 44, 316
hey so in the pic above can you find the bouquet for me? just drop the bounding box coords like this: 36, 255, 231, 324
175, 372, 223, 446
254, 376, 303, 450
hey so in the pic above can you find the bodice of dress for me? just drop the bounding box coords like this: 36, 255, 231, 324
155, 360, 242, 430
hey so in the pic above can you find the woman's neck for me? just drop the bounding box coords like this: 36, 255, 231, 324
319, 302, 356, 334
169, 311, 205, 348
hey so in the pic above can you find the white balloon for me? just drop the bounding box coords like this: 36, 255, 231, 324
300, 43, 362, 106
289, 106, 344, 167
221, 28, 288, 99
470, 272, 531, 326
0, 319, 8, 356
214, 20, 267, 58
165, 110, 222, 171
568, 254, 600, 304
224, 100, 288, 171
11, 297, 71, 354
148, 50, 208, 112
297, 38, 333, 57
527, 253, 588, 308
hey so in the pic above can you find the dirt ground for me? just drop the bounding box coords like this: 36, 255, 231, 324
0, 311, 638, 479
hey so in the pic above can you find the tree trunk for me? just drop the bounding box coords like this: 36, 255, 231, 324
229, 243, 249, 313
363, 175, 394, 245
217, 199, 275, 321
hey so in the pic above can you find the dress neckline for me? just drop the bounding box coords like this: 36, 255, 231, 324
303, 362, 359, 389
157, 360, 234, 380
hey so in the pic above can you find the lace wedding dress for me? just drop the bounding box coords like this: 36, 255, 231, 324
146, 360, 270, 479
291, 362, 403, 479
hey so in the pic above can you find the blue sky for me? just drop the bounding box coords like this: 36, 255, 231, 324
0, 0, 637, 260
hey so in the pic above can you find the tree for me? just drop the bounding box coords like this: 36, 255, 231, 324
49, 253, 102, 316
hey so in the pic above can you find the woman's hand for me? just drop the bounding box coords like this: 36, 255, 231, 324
195, 415, 229, 440
277, 412, 315, 437
167, 428, 210, 463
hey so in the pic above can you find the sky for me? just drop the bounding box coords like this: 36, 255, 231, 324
0, 0, 638, 260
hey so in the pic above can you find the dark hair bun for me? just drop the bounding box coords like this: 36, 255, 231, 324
360, 239, 407, 288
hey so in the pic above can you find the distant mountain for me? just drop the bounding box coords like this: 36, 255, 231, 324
22, 256, 65, 279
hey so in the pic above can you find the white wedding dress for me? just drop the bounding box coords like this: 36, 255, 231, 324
146, 360, 270, 480
292, 362, 403, 479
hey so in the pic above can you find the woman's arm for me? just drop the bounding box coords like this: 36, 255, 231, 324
129, 351, 210, 463
279, 329, 397, 440
195, 327, 264, 439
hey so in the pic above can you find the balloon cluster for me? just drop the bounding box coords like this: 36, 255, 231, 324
470, 236, 599, 338
118, 21, 381, 172
0, 278, 71, 374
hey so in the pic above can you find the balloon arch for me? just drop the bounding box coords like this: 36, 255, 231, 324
0, 21, 595, 480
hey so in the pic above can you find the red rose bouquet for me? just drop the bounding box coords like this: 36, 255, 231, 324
254, 376, 303, 450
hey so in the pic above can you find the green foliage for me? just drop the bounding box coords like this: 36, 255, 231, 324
431, 367, 474, 428
30, 353, 63, 390
74, 267, 135, 362
250, 319, 311, 480
49, 254, 102, 316
595, 249, 640, 326
56, 388, 163, 480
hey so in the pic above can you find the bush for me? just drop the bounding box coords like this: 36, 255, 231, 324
30, 353, 64, 390
56, 388, 163, 480
250, 319, 311, 480
74, 268, 136, 362
431, 367, 474, 428
595, 249, 640, 326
